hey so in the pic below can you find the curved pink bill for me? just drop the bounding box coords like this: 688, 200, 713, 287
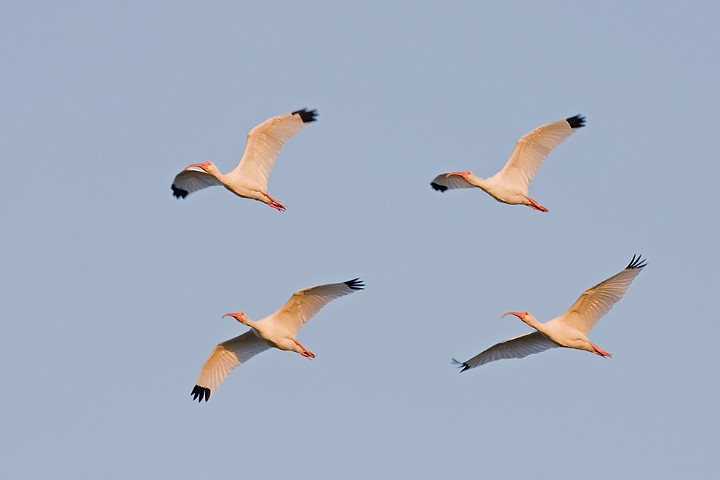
186, 162, 211, 170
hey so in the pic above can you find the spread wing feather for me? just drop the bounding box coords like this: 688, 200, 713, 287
272, 278, 364, 335
430, 173, 475, 192
559, 255, 647, 335
227, 109, 317, 190
191, 331, 271, 402
495, 115, 585, 189
455, 331, 559, 371
171, 167, 223, 198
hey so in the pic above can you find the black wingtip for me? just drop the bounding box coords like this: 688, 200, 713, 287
566, 114, 586, 129
451, 358, 469, 373
191, 385, 211, 402
292, 108, 318, 123
344, 278, 365, 290
430, 182, 448, 192
626, 254, 648, 270
172, 184, 189, 199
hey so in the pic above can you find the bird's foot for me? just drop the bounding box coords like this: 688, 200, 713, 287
524, 195, 548, 212
591, 342, 612, 358
293, 339, 316, 359
264, 192, 286, 211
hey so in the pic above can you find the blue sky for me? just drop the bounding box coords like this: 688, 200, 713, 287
2, 1, 718, 478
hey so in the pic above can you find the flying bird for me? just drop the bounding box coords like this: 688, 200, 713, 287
191, 278, 364, 402
431, 115, 585, 212
453, 255, 646, 371
171, 108, 318, 211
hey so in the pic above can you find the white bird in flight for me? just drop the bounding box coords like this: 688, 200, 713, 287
431, 115, 585, 212
171, 108, 318, 211
191, 278, 364, 402
453, 255, 646, 371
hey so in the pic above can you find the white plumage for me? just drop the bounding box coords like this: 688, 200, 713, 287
172, 108, 317, 211
191, 278, 364, 402
431, 115, 585, 212
454, 255, 646, 371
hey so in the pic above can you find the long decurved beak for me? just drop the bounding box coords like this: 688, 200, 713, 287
222, 312, 235, 319
501, 311, 524, 319
187, 162, 210, 171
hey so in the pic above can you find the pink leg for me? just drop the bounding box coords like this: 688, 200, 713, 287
263, 192, 286, 212
523, 195, 549, 212
293, 339, 316, 359
591, 342, 612, 358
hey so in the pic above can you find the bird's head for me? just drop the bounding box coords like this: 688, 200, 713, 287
502, 311, 530, 321
222, 311, 248, 324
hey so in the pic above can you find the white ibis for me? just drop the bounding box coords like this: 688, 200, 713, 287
191, 278, 364, 402
453, 255, 646, 371
171, 108, 317, 211
431, 115, 585, 212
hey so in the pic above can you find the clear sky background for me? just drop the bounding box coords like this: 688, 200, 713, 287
2, 1, 718, 479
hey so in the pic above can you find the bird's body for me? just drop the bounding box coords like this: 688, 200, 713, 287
172, 108, 318, 210
247, 314, 311, 355
191, 278, 364, 402
431, 115, 585, 212
454, 255, 646, 371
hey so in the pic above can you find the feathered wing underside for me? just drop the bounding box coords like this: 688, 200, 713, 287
273, 278, 364, 335
430, 173, 476, 192
171, 167, 223, 198
192, 331, 271, 402
228, 110, 314, 190
495, 115, 584, 189
559, 255, 647, 335
456, 331, 559, 371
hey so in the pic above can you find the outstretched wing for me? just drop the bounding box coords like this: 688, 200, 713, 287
494, 115, 585, 190
227, 108, 318, 190
453, 331, 559, 371
559, 254, 647, 335
191, 331, 271, 402
430, 173, 476, 192
171, 166, 223, 198
272, 278, 364, 335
